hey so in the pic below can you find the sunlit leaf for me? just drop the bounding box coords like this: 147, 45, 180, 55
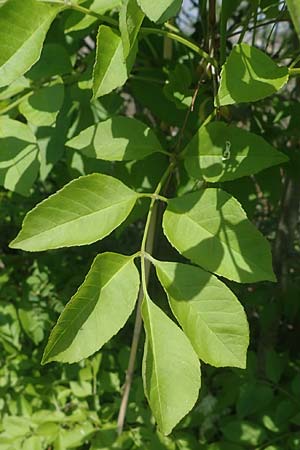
137, 0, 182, 23
155, 260, 249, 368
66, 116, 163, 161
119, 0, 144, 58
0, 0, 62, 87
218, 43, 289, 105
286, 0, 300, 40
142, 295, 200, 435
42, 252, 139, 363
184, 121, 288, 182
10, 173, 139, 251
163, 188, 276, 283
92, 25, 136, 99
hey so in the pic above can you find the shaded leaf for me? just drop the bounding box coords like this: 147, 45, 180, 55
184, 121, 288, 182
19, 81, 64, 127
142, 296, 200, 435
10, 173, 139, 251
137, 0, 182, 23
162, 188, 276, 283
27, 43, 72, 80
218, 43, 289, 105
0, 117, 39, 196
0, 0, 62, 87
66, 116, 163, 161
154, 260, 249, 368
42, 252, 139, 363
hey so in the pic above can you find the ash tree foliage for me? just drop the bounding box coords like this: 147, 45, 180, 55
0, 0, 300, 448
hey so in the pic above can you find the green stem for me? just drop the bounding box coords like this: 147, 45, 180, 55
140, 28, 217, 66
117, 164, 173, 435
289, 67, 300, 76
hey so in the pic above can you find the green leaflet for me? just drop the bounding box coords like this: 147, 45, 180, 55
19, 82, 64, 127
162, 188, 276, 283
184, 121, 288, 182
119, 0, 144, 58
137, 0, 182, 23
66, 116, 163, 161
10, 174, 139, 251
0, 0, 62, 87
142, 296, 200, 435
286, 0, 300, 40
0, 117, 39, 196
42, 252, 140, 363
92, 25, 136, 99
27, 44, 72, 80
218, 43, 289, 106
154, 260, 249, 368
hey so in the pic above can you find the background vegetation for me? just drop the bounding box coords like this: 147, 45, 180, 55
0, 0, 300, 449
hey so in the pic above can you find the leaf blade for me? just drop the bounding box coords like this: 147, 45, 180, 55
162, 188, 276, 283
184, 121, 288, 182
154, 260, 249, 368
142, 296, 200, 435
66, 116, 163, 161
10, 174, 139, 251
42, 252, 140, 363
0, 0, 61, 87
137, 0, 182, 23
218, 43, 288, 106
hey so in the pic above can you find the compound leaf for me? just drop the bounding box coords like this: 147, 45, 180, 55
163, 188, 276, 283
142, 295, 200, 435
42, 252, 139, 363
10, 173, 139, 251
154, 260, 249, 368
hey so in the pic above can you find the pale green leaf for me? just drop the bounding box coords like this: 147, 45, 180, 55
142, 296, 200, 435
0, 0, 62, 87
19, 82, 64, 127
218, 43, 289, 106
42, 252, 139, 363
163, 188, 276, 283
154, 260, 249, 368
66, 116, 163, 161
184, 121, 288, 182
10, 173, 139, 251
137, 0, 182, 23
119, 0, 144, 58
0, 117, 39, 196
92, 25, 135, 99
286, 0, 300, 40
